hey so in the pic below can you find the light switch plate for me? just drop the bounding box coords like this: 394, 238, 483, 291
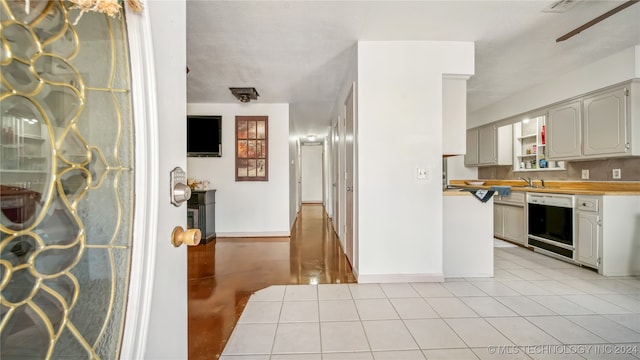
581, 169, 589, 180
417, 168, 428, 180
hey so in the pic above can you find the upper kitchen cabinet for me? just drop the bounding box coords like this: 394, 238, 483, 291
482, 124, 512, 166
465, 124, 512, 167
477, 125, 497, 164
547, 100, 582, 160
442, 77, 468, 156
464, 128, 478, 166
582, 84, 636, 157
547, 80, 640, 160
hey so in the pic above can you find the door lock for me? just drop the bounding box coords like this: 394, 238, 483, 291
170, 166, 191, 206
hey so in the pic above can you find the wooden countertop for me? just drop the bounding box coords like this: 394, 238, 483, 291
443, 189, 476, 196
448, 180, 640, 195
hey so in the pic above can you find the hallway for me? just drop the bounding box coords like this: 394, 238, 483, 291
188, 204, 355, 360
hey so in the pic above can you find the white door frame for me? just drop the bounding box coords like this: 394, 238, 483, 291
344, 84, 355, 266
120, 7, 159, 359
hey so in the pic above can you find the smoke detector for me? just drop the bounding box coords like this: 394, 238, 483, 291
543, 0, 581, 13
229, 87, 259, 103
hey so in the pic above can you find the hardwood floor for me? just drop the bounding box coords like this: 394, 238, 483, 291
187, 204, 355, 360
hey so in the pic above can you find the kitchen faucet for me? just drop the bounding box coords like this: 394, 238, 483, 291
520, 177, 533, 187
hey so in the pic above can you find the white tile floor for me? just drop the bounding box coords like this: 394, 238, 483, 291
220, 246, 640, 360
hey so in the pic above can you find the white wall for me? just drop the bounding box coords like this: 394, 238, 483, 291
446, 155, 478, 183
356, 41, 474, 282
469, 45, 640, 128
187, 103, 290, 237
145, 1, 188, 358
301, 144, 323, 202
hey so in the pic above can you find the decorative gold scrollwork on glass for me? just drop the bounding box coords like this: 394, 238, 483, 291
1, 1, 134, 359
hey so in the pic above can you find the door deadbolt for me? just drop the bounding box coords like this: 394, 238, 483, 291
170, 166, 191, 206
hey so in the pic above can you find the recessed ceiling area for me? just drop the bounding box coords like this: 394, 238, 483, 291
187, 1, 640, 139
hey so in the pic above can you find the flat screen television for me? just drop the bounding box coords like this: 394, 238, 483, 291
187, 115, 222, 157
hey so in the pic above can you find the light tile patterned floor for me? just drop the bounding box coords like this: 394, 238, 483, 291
221, 247, 640, 360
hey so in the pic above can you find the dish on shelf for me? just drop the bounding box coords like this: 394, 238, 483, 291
465, 181, 485, 186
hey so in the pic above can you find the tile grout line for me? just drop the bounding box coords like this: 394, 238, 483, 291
223, 248, 639, 358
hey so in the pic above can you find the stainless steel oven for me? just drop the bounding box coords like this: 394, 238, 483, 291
527, 193, 575, 260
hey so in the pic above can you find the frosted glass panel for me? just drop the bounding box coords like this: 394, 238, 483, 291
0, 1, 135, 359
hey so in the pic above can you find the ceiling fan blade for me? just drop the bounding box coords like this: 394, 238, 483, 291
556, 0, 639, 42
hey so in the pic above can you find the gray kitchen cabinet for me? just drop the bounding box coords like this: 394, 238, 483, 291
582, 86, 629, 157
574, 195, 640, 276
547, 100, 581, 160
576, 211, 600, 269
576, 196, 601, 269
464, 128, 478, 166
466, 124, 512, 167
493, 204, 504, 238
493, 191, 525, 246
547, 81, 639, 161
503, 205, 525, 244
478, 125, 497, 164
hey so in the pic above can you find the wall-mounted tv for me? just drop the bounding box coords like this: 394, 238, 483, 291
187, 115, 222, 157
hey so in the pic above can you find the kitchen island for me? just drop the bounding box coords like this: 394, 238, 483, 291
443, 189, 494, 277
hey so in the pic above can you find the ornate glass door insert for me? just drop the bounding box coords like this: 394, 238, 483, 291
1, 1, 134, 358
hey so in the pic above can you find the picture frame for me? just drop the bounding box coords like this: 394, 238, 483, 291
235, 115, 268, 181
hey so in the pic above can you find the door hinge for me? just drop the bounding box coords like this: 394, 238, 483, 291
624, 88, 629, 96
597, 219, 602, 226
596, 257, 602, 265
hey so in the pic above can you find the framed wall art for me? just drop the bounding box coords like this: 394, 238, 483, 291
235, 116, 268, 181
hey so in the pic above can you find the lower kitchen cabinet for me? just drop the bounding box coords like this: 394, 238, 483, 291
493, 191, 526, 246
575, 195, 640, 276
576, 210, 600, 268
503, 205, 525, 244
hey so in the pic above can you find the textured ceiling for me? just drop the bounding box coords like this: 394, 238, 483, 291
187, 1, 640, 139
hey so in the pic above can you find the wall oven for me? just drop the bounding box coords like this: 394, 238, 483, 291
527, 193, 575, 260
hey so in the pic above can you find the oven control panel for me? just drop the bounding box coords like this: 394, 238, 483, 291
527, 193, 575, 208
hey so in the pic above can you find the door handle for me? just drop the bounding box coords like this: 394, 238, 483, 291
346, 186, 352, 192
171, 226, 201, 247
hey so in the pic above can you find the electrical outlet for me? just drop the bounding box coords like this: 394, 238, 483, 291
581, 169, 589, 180
612, 168, 621, 179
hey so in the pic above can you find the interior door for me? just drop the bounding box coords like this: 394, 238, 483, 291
301, 145, 323, 203
332, 122, 339, 234
1, 2, 139, 358
345, 87, 355, 265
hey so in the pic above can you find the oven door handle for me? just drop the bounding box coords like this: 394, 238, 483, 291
527, 234, 575, 251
